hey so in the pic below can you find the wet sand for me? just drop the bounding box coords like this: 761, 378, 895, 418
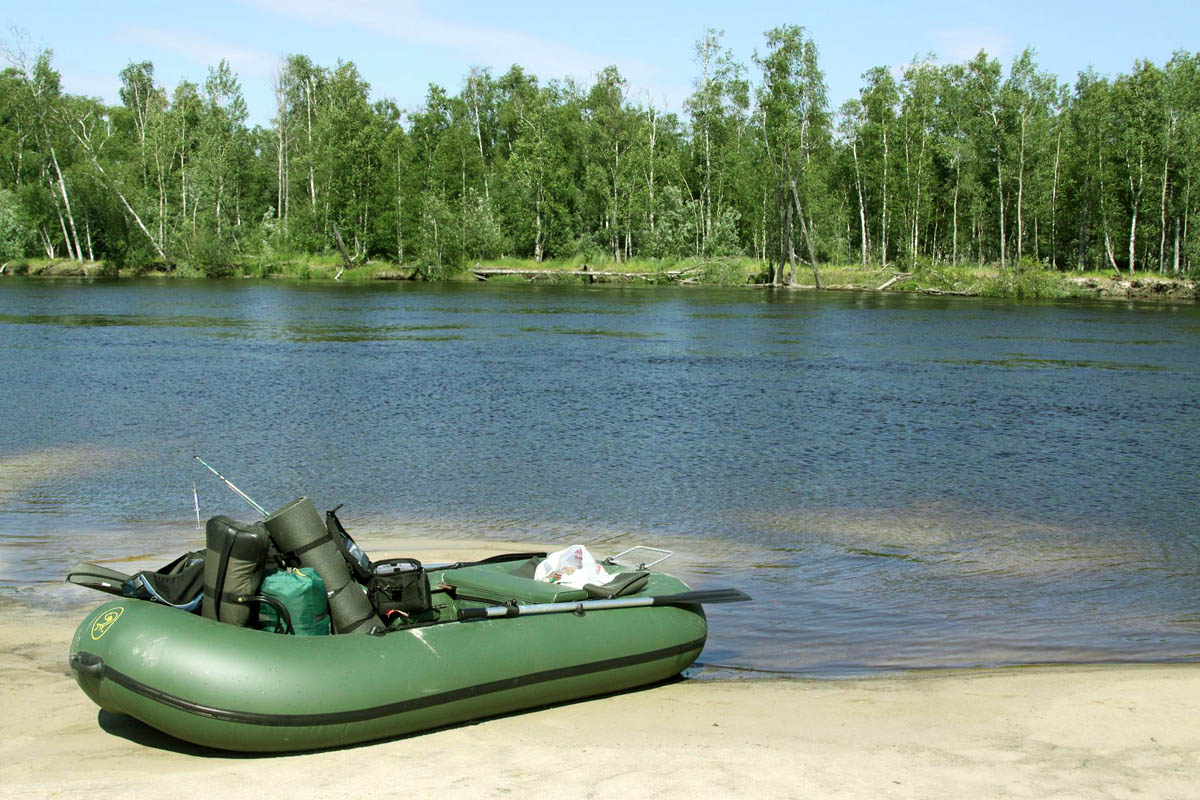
4, 540, 1198, 799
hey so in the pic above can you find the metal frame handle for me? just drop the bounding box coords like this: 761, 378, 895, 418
605, 546, 674, 569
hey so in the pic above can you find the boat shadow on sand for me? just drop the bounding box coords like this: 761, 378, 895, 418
95, 672, 693, 758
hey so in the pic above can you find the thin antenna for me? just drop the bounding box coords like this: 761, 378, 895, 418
193, 456, 268, 518
193, 480, 202, 530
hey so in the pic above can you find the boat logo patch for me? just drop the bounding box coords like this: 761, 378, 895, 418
90, 607, 124, 640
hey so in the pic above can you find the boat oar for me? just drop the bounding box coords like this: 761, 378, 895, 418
457, 588, 751, 620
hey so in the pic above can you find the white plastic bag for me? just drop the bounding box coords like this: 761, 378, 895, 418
534, 544, 614, 589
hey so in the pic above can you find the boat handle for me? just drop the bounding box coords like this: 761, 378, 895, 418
71, 651, 105, 678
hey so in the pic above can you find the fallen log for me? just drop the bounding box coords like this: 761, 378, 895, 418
471, 267, 692, 281
914, 286, 975, 296
876, 272, 911, 291
331, 222, 354, 273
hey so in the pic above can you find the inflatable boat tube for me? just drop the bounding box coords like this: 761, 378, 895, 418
68, 564, 706, 752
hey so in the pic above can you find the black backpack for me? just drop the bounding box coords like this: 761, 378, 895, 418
122, 551, 206, 609
325, 506, 431, 616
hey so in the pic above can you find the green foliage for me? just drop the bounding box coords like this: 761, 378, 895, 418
1, 34, 1199, 282
186, 231, 236, 277
705, 207, 743, 256
460, 189, 506, 260
980, 264, 1067, 299
641, 185, 697, 258
693, 257, 750, 285
0, 189, 25, 260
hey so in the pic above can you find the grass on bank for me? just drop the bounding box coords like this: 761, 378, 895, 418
5, 254, 1194, 300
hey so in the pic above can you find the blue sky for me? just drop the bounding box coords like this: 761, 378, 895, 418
4, 1, 1197, 125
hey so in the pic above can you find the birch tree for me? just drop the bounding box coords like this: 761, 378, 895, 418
585, 67, 636, 262
687, 29, 750, 255
966, 51, 1010, 267
859, 67, 898, 265
2, 45, 83, 261
755, 24, 829, 285
1112, 61, 1167, 273
837, 99, 869, 265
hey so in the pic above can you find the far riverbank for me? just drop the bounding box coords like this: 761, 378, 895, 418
5, 256, 1195, 302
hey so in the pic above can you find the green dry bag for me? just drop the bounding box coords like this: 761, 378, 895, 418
259, 567, 331, 636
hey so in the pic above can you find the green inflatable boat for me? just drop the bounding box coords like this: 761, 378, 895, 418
67, 497, 746, 753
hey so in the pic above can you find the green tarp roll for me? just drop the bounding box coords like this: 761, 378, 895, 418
264, 497, 382, 634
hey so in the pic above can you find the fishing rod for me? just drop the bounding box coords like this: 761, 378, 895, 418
193, 456, 268, 518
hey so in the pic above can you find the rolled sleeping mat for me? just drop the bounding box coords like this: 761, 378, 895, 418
264, 497, 382, 634
202, 516, 269, 626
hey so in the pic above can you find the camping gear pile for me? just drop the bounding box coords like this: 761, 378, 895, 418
66, 494, 748, 752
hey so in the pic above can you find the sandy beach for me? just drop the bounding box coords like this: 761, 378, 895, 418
4, 540, 1198, 799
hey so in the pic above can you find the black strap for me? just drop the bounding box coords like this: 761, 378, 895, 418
238, 594, 294, 635
212, 527, 239, 622
325, 508, 374, 583
204, 587, 267, 605
290, 533, 333, 558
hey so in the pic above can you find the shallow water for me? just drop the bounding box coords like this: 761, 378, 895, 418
1, 278, 1198, 676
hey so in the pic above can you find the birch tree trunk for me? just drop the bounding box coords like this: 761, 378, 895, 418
1051, 124, 1062, 268
760, 185, 768, 262
611, 141, 621, 264
55, 204, 72, 260
1174, 179, 1190, 274
468, 73, 490, 201
178, 114, 188, 226
912, 127, 926, 266
952, 158, 960, 266
789, 177, 821, 288
48, 145, 82, 261
155, 150, 165, 248
1159, 130, 1171, 272
996, 157, 1007, 268
881, 127, 889, 265
394, 146, 404, 264
1183, 179, 1191, 273
273, 65, 290, 230
852, 139, 867, 266
305, 76, 316, 209
1098, 146, 1119, 272
646, 97, 657, 233
1128, 150, 1144, 274
1173, 217, 1180, 274
534, 192, 543, 263
1016, 114, 1027, 261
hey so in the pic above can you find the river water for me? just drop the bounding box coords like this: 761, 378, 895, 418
1, 277, 1198, 676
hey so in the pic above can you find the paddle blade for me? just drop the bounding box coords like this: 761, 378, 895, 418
652, 588, 752, 606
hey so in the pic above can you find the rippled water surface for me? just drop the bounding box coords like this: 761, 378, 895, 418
1, 278, 1198, 676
